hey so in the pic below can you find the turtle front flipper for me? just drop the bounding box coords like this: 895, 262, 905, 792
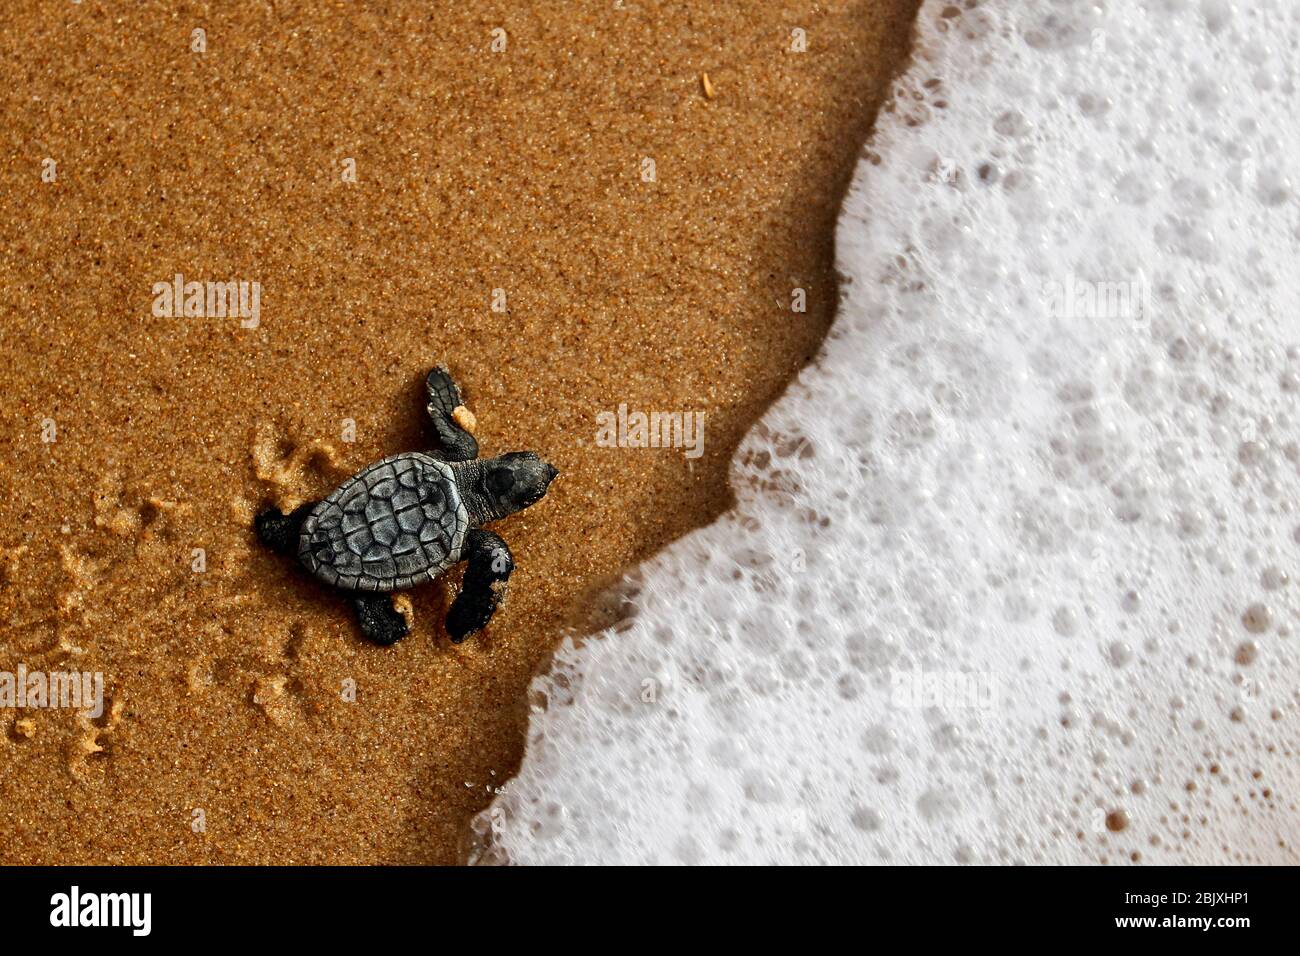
445, 529, 513, 642
353, 592, 410, 646
425, 365, 479, 462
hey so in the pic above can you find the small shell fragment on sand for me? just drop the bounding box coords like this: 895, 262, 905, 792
489, 578, 509, 607
253, 675, 287, 707
452, 405, 477, 433
392, 593, 415, 629
701, 72, 716, 99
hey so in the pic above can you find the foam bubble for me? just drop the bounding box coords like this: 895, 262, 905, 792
475, 0, 1300, 864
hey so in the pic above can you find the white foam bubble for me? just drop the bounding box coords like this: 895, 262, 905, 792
475, 0, 1300, 864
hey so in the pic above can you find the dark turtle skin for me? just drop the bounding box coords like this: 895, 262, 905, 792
254, 365, 557, 646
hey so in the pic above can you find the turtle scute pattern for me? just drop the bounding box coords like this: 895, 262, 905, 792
299, 453, 468, 591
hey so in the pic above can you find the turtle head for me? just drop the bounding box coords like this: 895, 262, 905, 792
466, 452, 558, 523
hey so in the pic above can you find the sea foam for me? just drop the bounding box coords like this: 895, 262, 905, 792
474, 0, 1300, 864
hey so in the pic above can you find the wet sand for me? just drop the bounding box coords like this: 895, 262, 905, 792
0, 0, 918, 863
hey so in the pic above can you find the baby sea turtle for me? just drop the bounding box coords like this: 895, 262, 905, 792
254, 365, 558, 646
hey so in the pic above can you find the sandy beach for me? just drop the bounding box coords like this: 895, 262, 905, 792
0, 1, 918, 862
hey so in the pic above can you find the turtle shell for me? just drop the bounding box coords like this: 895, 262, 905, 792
298, 453, 469, 591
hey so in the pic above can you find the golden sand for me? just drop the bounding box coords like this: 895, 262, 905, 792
0, 1, 918, 863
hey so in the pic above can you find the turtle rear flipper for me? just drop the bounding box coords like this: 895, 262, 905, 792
255, 502, 316, 555
424, 365, 478, 461
353, 593, 409, 646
